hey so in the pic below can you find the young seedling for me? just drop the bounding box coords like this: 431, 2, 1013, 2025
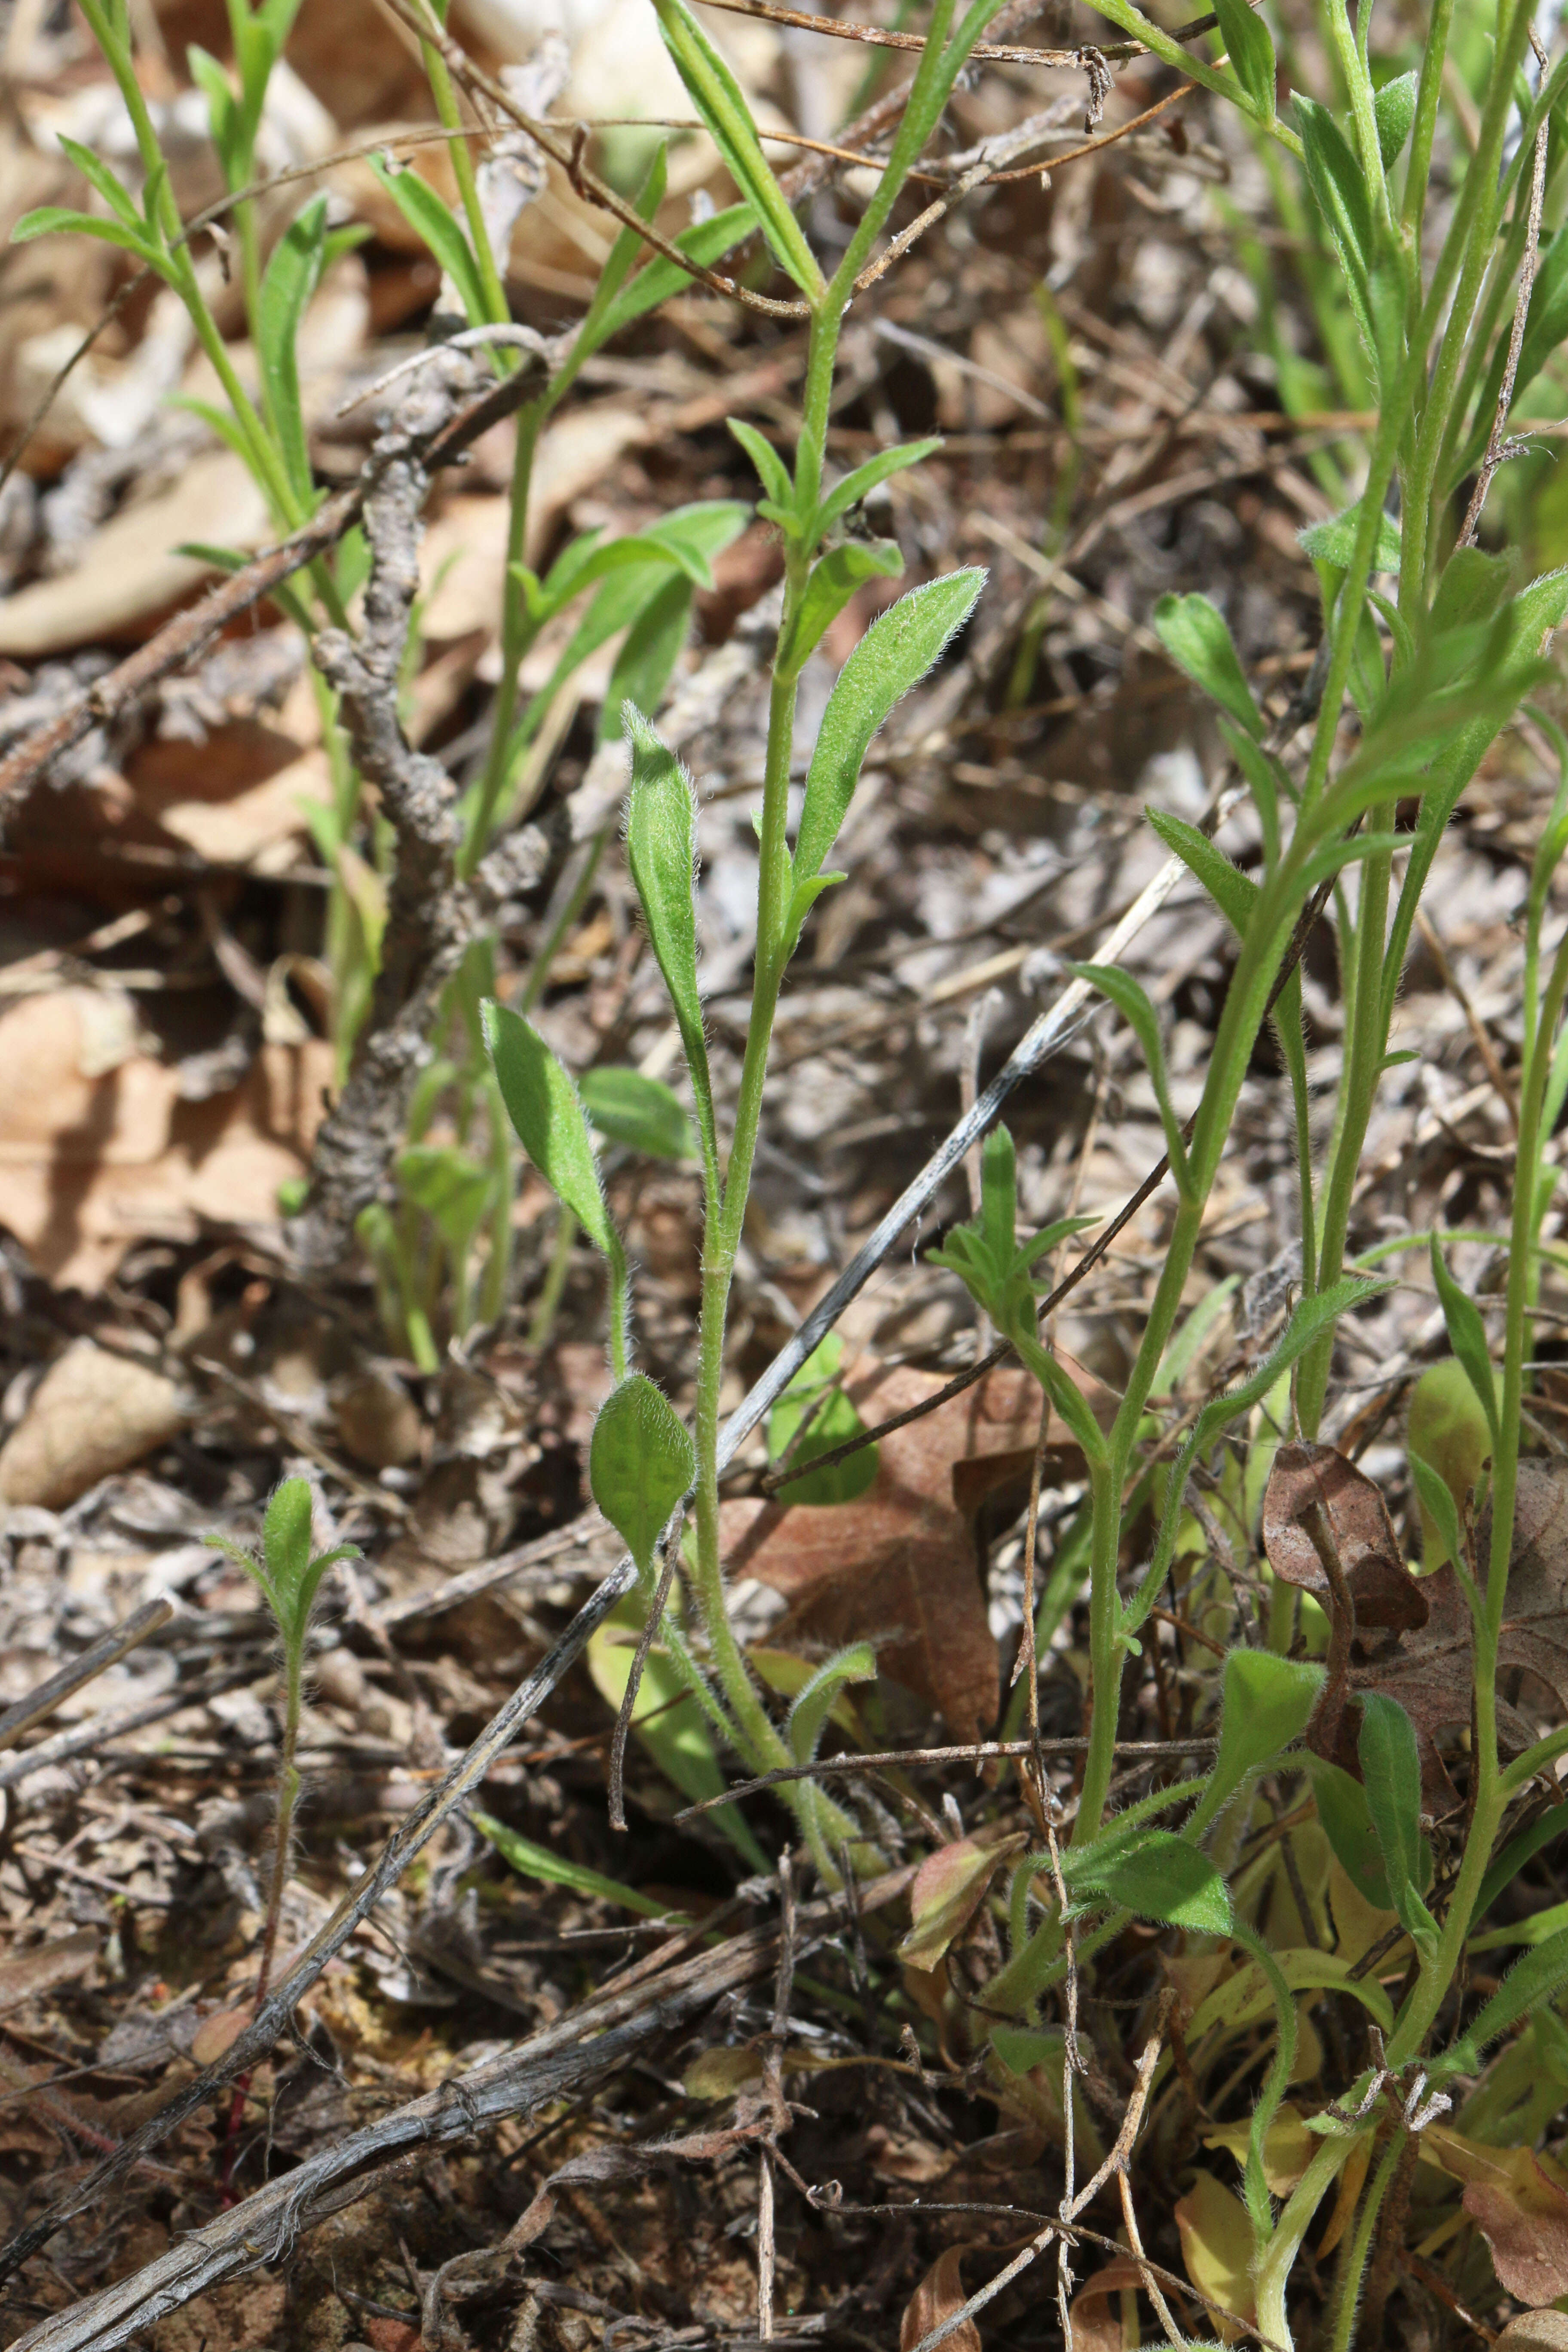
205, 1480, 361, 2009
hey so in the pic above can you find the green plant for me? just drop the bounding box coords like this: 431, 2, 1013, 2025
479, 0, 1568, 2339
205, 1479, 361, 2005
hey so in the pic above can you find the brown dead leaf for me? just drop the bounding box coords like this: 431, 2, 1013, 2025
0, 1930, 98, 2006
1264, 1450, 1568, 1810
900, 2247, 980, 2352
0, 987, 333, 1292
721, 1356, 1112, 1741
1497, 2315, 1568, 2351
1067, 2259, 1146, 2352
1262, 1443, 1426, 1631
1422, 2127, 1568, 2304
0, 1342, 185, 1508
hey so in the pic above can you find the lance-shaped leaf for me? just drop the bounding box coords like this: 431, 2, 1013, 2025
728, 416, 796, 524
650, 0, 823, 296
786, 1640, 876, 1763
781, 540, 905, 678
589, 1371, 695, 1580
1438, 1924, 1568, 2076
368, 155, 491, 331
1153, 593, 1263, 738
623, 710, 717, 1176
814, 438, 943, 541
1072, 961, 1191, 1193
1068, 1829, 1233, 1934
1299, 502, 1402, 573
1213, 0, 1275, 120
1408, 1355, 1493, 1568
257, 197, 363, 508
898, 1835, 1013, 1970
1429, 1239, 1501, 1450
1145, 805, 1258, 935
1374, 69, 1418, 167
580, 1067, 695, 1161
1358, 1693, 1438, 1954
483, 1002, 619, 1264
793, 570, 985, 920
1295, 95, 1374, 348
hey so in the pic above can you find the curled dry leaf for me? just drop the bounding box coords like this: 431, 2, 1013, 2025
1264, 1449, 1568, 1810
1262, 1442, 1426, 1631
1067, 2260, 1147, 2352
1426, 2127, 1568, 2304
0, 1342, 184, 1510
897, 1836, 1021, 1972
721, 1356, 1113, 1742
900, 2245, 980, 2352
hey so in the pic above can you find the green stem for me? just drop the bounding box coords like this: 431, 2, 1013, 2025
462, 403, 545, 874
1254, 2135, 1355, 2351
1327, 2133, 1401, 2352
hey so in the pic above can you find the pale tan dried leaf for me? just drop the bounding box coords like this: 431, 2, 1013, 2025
0, 451, 270, 656
897, 1837, 1017, 1972
0, 988, 333, 1292
1173, 2171, 1255, 2345
1497, 2313, 1568, 2351
1067, 2258, 1146, 2352
0, 1341, 185, 1508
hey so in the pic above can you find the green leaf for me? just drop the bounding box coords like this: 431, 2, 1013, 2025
1438, 1926, 1568, 2076
623, 708, 717, 1173
786, 1640, 877, 1764
814, 438, 944, 540
650, 0, 822, 297
395, 1143, 490, 1251
368, 155, 492, 331
1408, 1452, 1468, 1590
1428, 1239, 1501, 1450
1070, 1830, 1233, 1934
55, 134, 144, 230
1295, 95, 1374, 340
768, 1333, 879, 1505
728, 416, 794, 513
1072, 962, 1190, 1191
1220, 720, 1287, 867
471, 1806, 686, 1919
561, 140, 669, 381
590, 202, 757, 348
1358, 1694, 1438, 1953
782, 540, 905, 677
589, 1371, 695, 1580
1431, 548, 1516, 635
11, 206, 159, 261
588, 1598, 768, 1868
580, 1066, 695, 1160
1213, 0, 1275, 119
263, 1476, 315, 1613
1298, 502, 1402, 573
599, 575, 693, 744
1153, 592, 1263, 738
1188, 1651, 1325, 1838
1373, 69, 1418, 168
1312, 1759, 1392, 1910
793, 569, 985, 894
189, 45, 239, 166
1145, 806, 1259, 936
258, 195, 329, 506
483, 1002, 618, 1262
1408, 1356, 1493, 1567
